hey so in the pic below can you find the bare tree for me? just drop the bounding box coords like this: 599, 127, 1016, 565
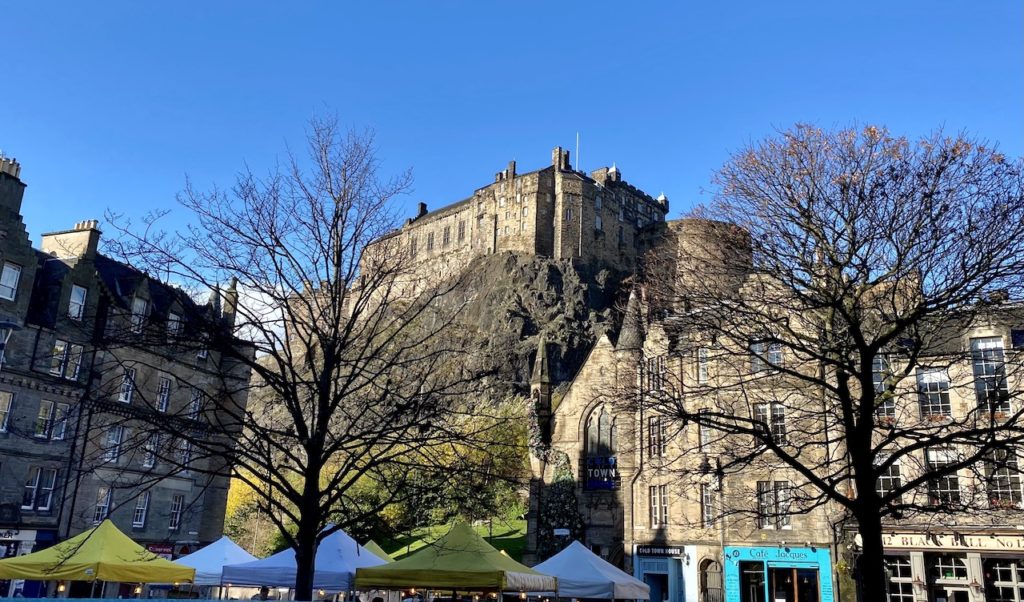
636, 125, 1024, 601
99, 118, 508, 600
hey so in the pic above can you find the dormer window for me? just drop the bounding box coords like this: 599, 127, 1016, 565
130, 297, 148, 333
167, 312, 183, 337
68, 285, 87, 320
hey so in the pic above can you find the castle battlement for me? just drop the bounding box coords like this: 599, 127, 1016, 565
371, 146, 670, 285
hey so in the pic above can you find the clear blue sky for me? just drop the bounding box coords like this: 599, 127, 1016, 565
3, 1, 1022, 243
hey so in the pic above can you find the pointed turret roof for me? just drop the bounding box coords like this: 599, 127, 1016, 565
617, 287, 644, 350
531, 333, 551, 385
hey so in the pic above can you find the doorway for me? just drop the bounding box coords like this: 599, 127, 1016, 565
645, 572, 669, 602
768, 567, 819, 602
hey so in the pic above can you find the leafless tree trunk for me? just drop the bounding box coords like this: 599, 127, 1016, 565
95, 118, 510, 600
634, 125, 1024, 602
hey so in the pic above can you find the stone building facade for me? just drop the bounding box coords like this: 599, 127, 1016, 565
368, 147, 670, 287
528, 217, 1024, 602
0, 157, 251, 596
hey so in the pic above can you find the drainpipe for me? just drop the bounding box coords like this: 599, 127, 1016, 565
629, 361, 645, 575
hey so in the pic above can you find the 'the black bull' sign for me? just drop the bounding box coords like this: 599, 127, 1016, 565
585, 456, 619, 489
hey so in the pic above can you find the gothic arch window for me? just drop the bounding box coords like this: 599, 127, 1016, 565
586, 405, 617, 456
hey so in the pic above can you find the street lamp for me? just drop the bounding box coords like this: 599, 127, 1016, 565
0, 320, 21, 372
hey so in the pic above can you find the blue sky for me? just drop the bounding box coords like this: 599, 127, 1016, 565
3, 2, 1022, 243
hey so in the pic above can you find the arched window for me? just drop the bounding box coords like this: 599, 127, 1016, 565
586, 406, 617, 456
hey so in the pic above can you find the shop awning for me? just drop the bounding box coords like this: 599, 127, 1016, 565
0, 520, 195, 583
354, 523, 556, 591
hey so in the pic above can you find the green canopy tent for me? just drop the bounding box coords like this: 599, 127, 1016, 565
354, 523, 555, 591
363, 540, 393, 563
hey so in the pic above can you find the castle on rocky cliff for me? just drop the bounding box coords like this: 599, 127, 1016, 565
370, 147, 671, 282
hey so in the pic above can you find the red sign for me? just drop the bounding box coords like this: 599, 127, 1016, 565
147, 543, 174, 560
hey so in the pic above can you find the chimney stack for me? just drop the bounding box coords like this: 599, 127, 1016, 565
416, 202, 428, 219
0, 155, 26, 215
40, 219, 102, 260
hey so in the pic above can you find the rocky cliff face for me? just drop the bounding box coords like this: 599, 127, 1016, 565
448, 251, 625, 395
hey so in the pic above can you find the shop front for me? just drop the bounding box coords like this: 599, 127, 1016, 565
723, 546, 834, 602
0, 527, 53, 598
633, 544, 696, 602
881, 530, 1024, 602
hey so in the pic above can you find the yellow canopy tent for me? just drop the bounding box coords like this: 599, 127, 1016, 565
363, 540, 393, 563
355, 523, 555, 591
0, 520, 195, 583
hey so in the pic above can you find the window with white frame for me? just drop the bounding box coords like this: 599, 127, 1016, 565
143, 435, 159, 469
50, 339, 83, 380
595, 214, 603, 231
105, 426, 125, 463
93, 486, 111, 523
595, 195, 602, 210
130, 296, 149, 333
646, 355, 667, 392
648, 415, 668, 457
972, 337, 1011, 413
917, 368, 951, 418
426, 232, 434, 251
179, 439, 192, 469
22, 467, 57, 511
649, 484, 668, 527
457, 220, 466, 241
985, 447, 1023, 507
873, 356, 896, 419
0, 391, 12, 432
442, 226, 450, 247
697, 347, 710, 384
156, 377, 171, 412
168, 494, 184, 530
34, 401, 68, 440
118, 368, 136, 403
875, 456, 903, 504
750, 340, 783, 373
753, 403, 787, 445
68, 285, 87, 320
926, 448, 961, 505
188, 388, 204, 419
983, 558, 1024, 602
167, 312, 183, 337
132, 491, 150, 528
0, 263, 22, 300
884, 556, 914, 602
698, 410, 712, 451
522, 207, 529, 217
929, 554, 968, 580
701, 483, 717, 528
756, 480, 791, 529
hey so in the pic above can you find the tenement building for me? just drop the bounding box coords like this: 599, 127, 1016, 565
367, 147, 670, 286
0, 157, 251, 597
527, 217, 1024, 602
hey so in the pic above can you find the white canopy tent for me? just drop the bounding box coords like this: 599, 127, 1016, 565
221, 527, 385, 591
176, 536, 258, 586
533, 541, 651, 599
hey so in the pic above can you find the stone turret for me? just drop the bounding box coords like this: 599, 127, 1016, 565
617, 287, 645, 351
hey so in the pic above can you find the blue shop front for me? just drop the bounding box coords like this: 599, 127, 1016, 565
723, 546, 834, 602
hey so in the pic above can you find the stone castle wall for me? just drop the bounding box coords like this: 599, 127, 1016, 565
369, 147, 671, 288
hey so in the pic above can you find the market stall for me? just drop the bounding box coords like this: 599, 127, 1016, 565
0, 519, 195, 585
354, 522, 556, 592
222, 526, 385, 591
533, 541, 649, 599
176, 535, 257, 585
